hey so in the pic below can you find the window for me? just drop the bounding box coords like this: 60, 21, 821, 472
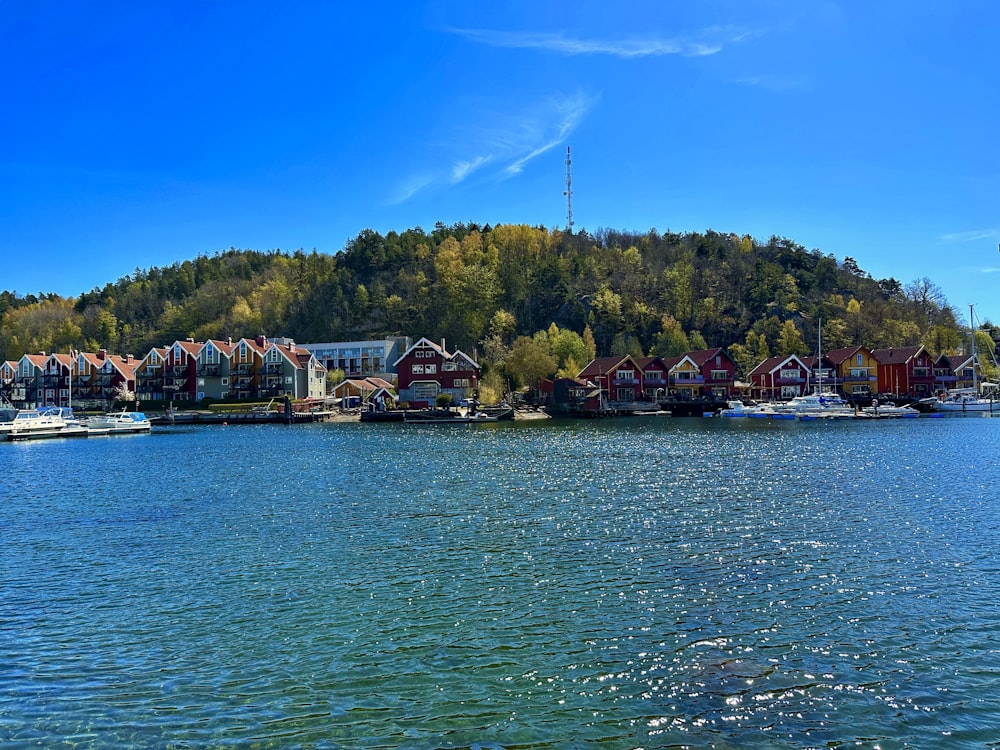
412, 364, 424, 374
711, 369, 727, 380
425, 364, 437, 374
856, 354, 863, 367
221, 377, 229, 385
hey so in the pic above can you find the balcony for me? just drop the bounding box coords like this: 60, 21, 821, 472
671, 375, 704, 385
197, 366, 221, 377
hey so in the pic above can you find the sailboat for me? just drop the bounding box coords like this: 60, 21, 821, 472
936, 305, 999, 413
774, 318, 856, 419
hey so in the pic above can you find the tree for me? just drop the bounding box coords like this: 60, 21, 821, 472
650, 314, 689, 357
777, 320, 807, 357
505, 336, 557, 388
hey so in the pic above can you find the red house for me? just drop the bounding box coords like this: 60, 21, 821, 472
634, 356, 670, 400
871, 346, 936, 398
393, 337, 479, 407
682, 348, 737, 398
748, 354, 810, 401
577, 355, 644, 405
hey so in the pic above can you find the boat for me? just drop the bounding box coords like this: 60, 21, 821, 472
6, 407, 90, 441
935, 387, 998, 413
774, 391, 857, 419
859, 399, 920, 418
773, 319, 857, 419
718, 400, 780, 418
935, 305, 1000, 414
404, 409, 500, 424
85, 409, 153, 434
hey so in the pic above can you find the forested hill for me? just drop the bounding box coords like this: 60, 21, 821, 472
0, 223, 975, 367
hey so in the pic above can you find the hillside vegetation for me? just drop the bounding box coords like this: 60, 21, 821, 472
1, 223, 990, 381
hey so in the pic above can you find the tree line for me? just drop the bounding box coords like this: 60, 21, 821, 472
2, 223, 995, 399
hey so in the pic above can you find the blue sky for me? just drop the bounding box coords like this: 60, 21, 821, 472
2, 1, 998, 327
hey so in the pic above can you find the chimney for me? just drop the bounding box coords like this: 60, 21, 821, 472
440, 338, 446, 353
98, 349, 107, 360
256, 335, 267, 347
226, 337, 233, 345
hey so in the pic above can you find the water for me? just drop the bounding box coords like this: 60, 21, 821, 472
2, 416, 999, 749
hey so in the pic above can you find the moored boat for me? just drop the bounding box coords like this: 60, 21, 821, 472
85, 409, 152, 434
6, 407, 90, 441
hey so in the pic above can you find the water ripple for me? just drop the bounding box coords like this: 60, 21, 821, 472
2, 418, 999, 748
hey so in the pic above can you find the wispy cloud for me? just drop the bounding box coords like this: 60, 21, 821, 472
939, 228, 1000, 243
387, 173, 435, 206
447, 26, 753, 58
390, 91, 594, 203
451, 154, 493, 184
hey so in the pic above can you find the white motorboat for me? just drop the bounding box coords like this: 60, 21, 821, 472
86, 409, 152, 433
860, 400, 920, 418
718, 400, 779, 418
773, 391, 857, 419
6, 407, 90, 441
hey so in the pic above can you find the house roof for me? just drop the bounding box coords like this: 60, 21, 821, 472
393, 336, 447, 366
392, 336, 479, 369
684, 348, 730, 366
748, 354, 809, 377
578, 356, 631, 378
870, 346, 925, 365
824, 346, 870, 365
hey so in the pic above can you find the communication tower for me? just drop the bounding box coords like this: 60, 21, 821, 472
564, 146, 574, 233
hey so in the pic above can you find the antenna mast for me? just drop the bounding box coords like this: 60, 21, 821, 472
564, 146, 574, 233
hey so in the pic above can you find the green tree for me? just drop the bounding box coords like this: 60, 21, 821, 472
505, 335, 557, 388
777, 320, 807, 356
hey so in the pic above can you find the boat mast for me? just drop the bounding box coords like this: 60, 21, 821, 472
970, 304, 979, 394
816, 318, 822, 394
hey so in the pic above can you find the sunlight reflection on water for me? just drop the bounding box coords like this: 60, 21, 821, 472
2, 417, 999, 748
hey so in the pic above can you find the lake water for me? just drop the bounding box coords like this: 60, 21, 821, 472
2, 415, 999, 749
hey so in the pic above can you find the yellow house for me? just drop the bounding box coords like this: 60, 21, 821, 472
666, 355, 704, 398
826, 346, 879, 399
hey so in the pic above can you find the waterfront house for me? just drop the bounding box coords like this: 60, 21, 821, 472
39, 352, 73, 407
230, 337, 267, 400
0, 360, 16, 405
634, 356, 670, 400
940, 352, 978, 392
871, 346, 936, 398
260, 339, 327, 400
547, 376, 604, 415
135, 347, 169, 402
195, 338, 237, 400
747, 354, 811, 401
826, 346, 879, 400
578, 356, 644, 405
677, 348, 736, 399
163, 339, 202, 401
332, 377, 395, 407
933, 353, 962, 394
393, 337, 479, 407
801, 353, 840, 395
13, 353, 48, 408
